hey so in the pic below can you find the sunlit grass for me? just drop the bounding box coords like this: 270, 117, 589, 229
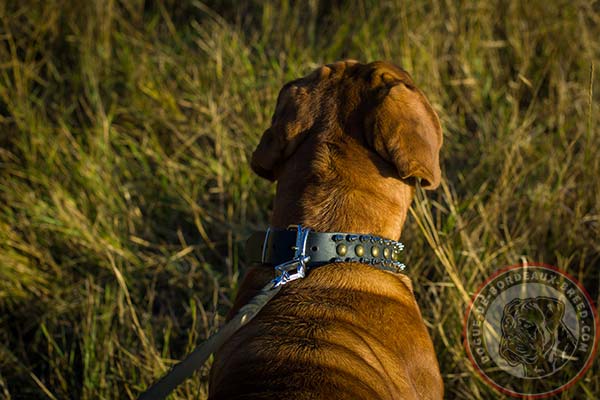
0, 1, 598, 398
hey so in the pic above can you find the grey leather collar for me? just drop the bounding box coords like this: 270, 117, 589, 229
246, 227, 406, 274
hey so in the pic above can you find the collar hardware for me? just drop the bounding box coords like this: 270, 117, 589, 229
271, 225, 311, 287
246, 225, 407, 287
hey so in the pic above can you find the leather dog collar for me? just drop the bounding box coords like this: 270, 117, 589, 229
246, 227, 406, 274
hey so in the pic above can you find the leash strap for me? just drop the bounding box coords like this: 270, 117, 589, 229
137, 282, 281, 400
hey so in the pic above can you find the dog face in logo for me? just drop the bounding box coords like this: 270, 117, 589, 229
499, 296, 577, 377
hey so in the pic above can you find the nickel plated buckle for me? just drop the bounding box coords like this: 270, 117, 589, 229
271, 225, 311, 288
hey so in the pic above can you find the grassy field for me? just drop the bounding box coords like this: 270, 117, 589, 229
1, 0, 599, 398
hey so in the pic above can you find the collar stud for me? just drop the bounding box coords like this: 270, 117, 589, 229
336, 244, 348, 256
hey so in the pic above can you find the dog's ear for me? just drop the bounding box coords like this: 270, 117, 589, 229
251, 83, 316, 181
366, 81, 443, 189
501, 298, 522, 329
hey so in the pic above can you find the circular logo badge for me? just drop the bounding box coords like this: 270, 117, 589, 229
464, 264, 598, 397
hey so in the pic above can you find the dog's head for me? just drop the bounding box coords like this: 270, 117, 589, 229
251, 60, 443, 189
499, 297, 566, 367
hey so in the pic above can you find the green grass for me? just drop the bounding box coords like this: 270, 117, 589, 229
0, 0, 599, 398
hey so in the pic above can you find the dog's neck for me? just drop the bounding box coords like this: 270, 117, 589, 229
269, 136, 414, 241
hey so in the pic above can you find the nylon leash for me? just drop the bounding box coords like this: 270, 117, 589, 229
137, 225, 312, 399
137, 282, 281, 400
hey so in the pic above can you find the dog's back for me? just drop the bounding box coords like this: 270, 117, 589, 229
209, 263, 442, 399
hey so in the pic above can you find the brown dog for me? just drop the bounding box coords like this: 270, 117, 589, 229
209, 60, 443, 399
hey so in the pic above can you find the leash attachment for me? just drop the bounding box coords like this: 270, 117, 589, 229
272, 225, 311, 288
137, 226, 314, 399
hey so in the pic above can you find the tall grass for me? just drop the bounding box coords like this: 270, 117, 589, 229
0, 1, 598, 398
